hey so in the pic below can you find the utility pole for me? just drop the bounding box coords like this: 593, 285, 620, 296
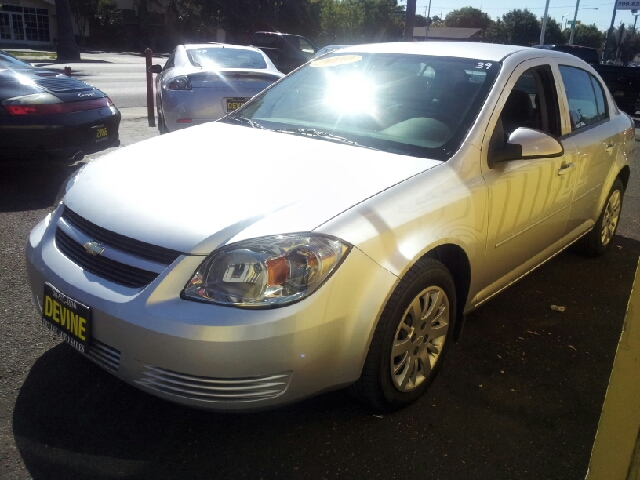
604, 2, 618, 62
569, 0, 581, 45
540, 0, 551, 45
404, 0, 417, 41
425, 0, 432, 40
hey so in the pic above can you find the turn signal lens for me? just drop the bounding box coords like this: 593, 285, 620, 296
182, 234, 351, 308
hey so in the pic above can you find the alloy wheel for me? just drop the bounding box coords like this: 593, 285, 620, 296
390, 286, 450, 392
601, 190, 621, 246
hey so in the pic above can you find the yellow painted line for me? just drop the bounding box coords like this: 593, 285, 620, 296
586, 257, 640, 480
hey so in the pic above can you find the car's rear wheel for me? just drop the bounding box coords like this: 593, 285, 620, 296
351, 258, 456, 412
576, 178, 624, 257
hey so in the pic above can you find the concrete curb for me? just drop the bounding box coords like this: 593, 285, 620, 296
586, 257, 640, 479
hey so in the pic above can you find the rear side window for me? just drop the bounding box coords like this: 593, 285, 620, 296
559, 65, 608, 131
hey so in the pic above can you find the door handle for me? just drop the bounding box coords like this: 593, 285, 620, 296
557, 162, 575, 176
605, 143, 616, 154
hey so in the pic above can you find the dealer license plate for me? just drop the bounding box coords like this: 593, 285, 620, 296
42, 283, 91, 354
94, 125, 109, 143
226, 98, 248, 112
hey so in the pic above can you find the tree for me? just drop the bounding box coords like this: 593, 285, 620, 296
55, 0, 81, 61
69, 0, 99, 39
572, 24, 604, 49
444, 7, 491, 30
491, 9, 539, 46
540, 16, 565, 45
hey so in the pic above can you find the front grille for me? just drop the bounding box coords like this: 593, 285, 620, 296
35, 76, 91, 92
136, 366, 292, 403
55, 229, 158, 288
86, 338, 121, 372
62, 207, 181, 265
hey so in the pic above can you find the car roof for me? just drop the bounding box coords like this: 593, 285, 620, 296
332, 42, 531, 62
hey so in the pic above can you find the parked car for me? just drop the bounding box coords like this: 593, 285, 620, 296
314, 45, 351, 58
0, 50, 121, 161
27, 42, 632, 412
251, 31, 317, 73
535, 44, 640, 115
149, 43, 283, 134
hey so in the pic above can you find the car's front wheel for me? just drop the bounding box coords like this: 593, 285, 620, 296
352, 258, 456, 412
576, 177, 624, 257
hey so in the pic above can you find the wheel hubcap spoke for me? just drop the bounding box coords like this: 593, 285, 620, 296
601, 190, 621, 246
391, 285, 450, 392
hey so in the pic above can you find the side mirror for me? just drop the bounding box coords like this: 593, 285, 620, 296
489, 127, 563, 167
148, 64, 163, 74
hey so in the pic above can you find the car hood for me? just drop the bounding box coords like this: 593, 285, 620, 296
64, 122, 441, 254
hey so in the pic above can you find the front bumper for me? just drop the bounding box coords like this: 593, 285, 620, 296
26, 206, 397, 410
0, 106, 121, 160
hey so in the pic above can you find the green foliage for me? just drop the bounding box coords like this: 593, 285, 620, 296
572, 24, 604, 49
488, 9, 539, 46
318, 0, 403, 45
444, 7, 492, 32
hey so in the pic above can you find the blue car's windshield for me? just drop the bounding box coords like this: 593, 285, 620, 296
231, 53, 500, 160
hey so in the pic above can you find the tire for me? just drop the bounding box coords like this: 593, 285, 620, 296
351, 258, 456, 412
575, 178, 624, 257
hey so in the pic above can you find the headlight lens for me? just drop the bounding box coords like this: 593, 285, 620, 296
182, 234, 351, 308
167, 76, 191, 90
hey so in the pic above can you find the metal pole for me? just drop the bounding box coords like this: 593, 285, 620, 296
540, 0, 551, 45
604, 3, 618, 62
144, 48, 156, 128
425, 0, 432, 40
569, 0, 581, 45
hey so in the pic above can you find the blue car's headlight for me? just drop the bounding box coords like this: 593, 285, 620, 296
182, 234, 351, 308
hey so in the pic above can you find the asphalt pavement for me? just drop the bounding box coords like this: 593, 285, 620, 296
0, 110, 638, 479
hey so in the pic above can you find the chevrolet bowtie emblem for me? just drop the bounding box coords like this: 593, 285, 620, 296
84, 241, 105, 256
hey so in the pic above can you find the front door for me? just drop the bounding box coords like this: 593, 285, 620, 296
475, 61, 577, 302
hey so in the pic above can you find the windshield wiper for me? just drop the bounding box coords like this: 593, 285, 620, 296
223, 117, 265, 129
272, 128, 379, 151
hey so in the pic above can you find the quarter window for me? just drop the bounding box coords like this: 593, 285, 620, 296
559, 65, 607, 131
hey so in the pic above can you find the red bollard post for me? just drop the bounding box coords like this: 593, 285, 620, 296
145, 48, 156, 127
64, 66, 71, 77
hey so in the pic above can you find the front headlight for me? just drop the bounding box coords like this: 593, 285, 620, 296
182, 234, 351, 308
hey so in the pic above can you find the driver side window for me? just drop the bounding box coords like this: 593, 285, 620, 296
163, 51, 176, 71
489, 65, 561, 158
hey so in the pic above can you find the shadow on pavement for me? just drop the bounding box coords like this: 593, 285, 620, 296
12, 236, 640, 480
0, 162, 83, 213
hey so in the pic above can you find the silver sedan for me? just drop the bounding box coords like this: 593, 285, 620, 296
27, 42, 633, 412
150, 43, 283, 133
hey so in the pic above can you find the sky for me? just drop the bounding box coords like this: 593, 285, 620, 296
397, 0, 638, 33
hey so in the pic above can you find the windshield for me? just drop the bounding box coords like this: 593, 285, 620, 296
230, 53, 500, 160
186, 48, 268, 69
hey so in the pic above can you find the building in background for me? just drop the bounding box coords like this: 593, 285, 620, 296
0, 0, 57, 48
413, 26, 483, 42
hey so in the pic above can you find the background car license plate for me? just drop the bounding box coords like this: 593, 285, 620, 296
226, 98, 248, 112
94, 125, 109, 143
42, 283, 91, 354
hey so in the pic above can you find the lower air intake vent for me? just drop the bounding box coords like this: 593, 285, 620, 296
136, 366, 292, 403
86, 338, 121, 373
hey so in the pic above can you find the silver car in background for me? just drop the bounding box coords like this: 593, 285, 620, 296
150, 43, 283, 133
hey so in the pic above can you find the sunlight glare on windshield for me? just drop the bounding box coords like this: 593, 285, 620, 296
323, 72, 377, 116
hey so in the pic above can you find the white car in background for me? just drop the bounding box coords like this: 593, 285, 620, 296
27, 42, 633, 412
149, 43, 283, 133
